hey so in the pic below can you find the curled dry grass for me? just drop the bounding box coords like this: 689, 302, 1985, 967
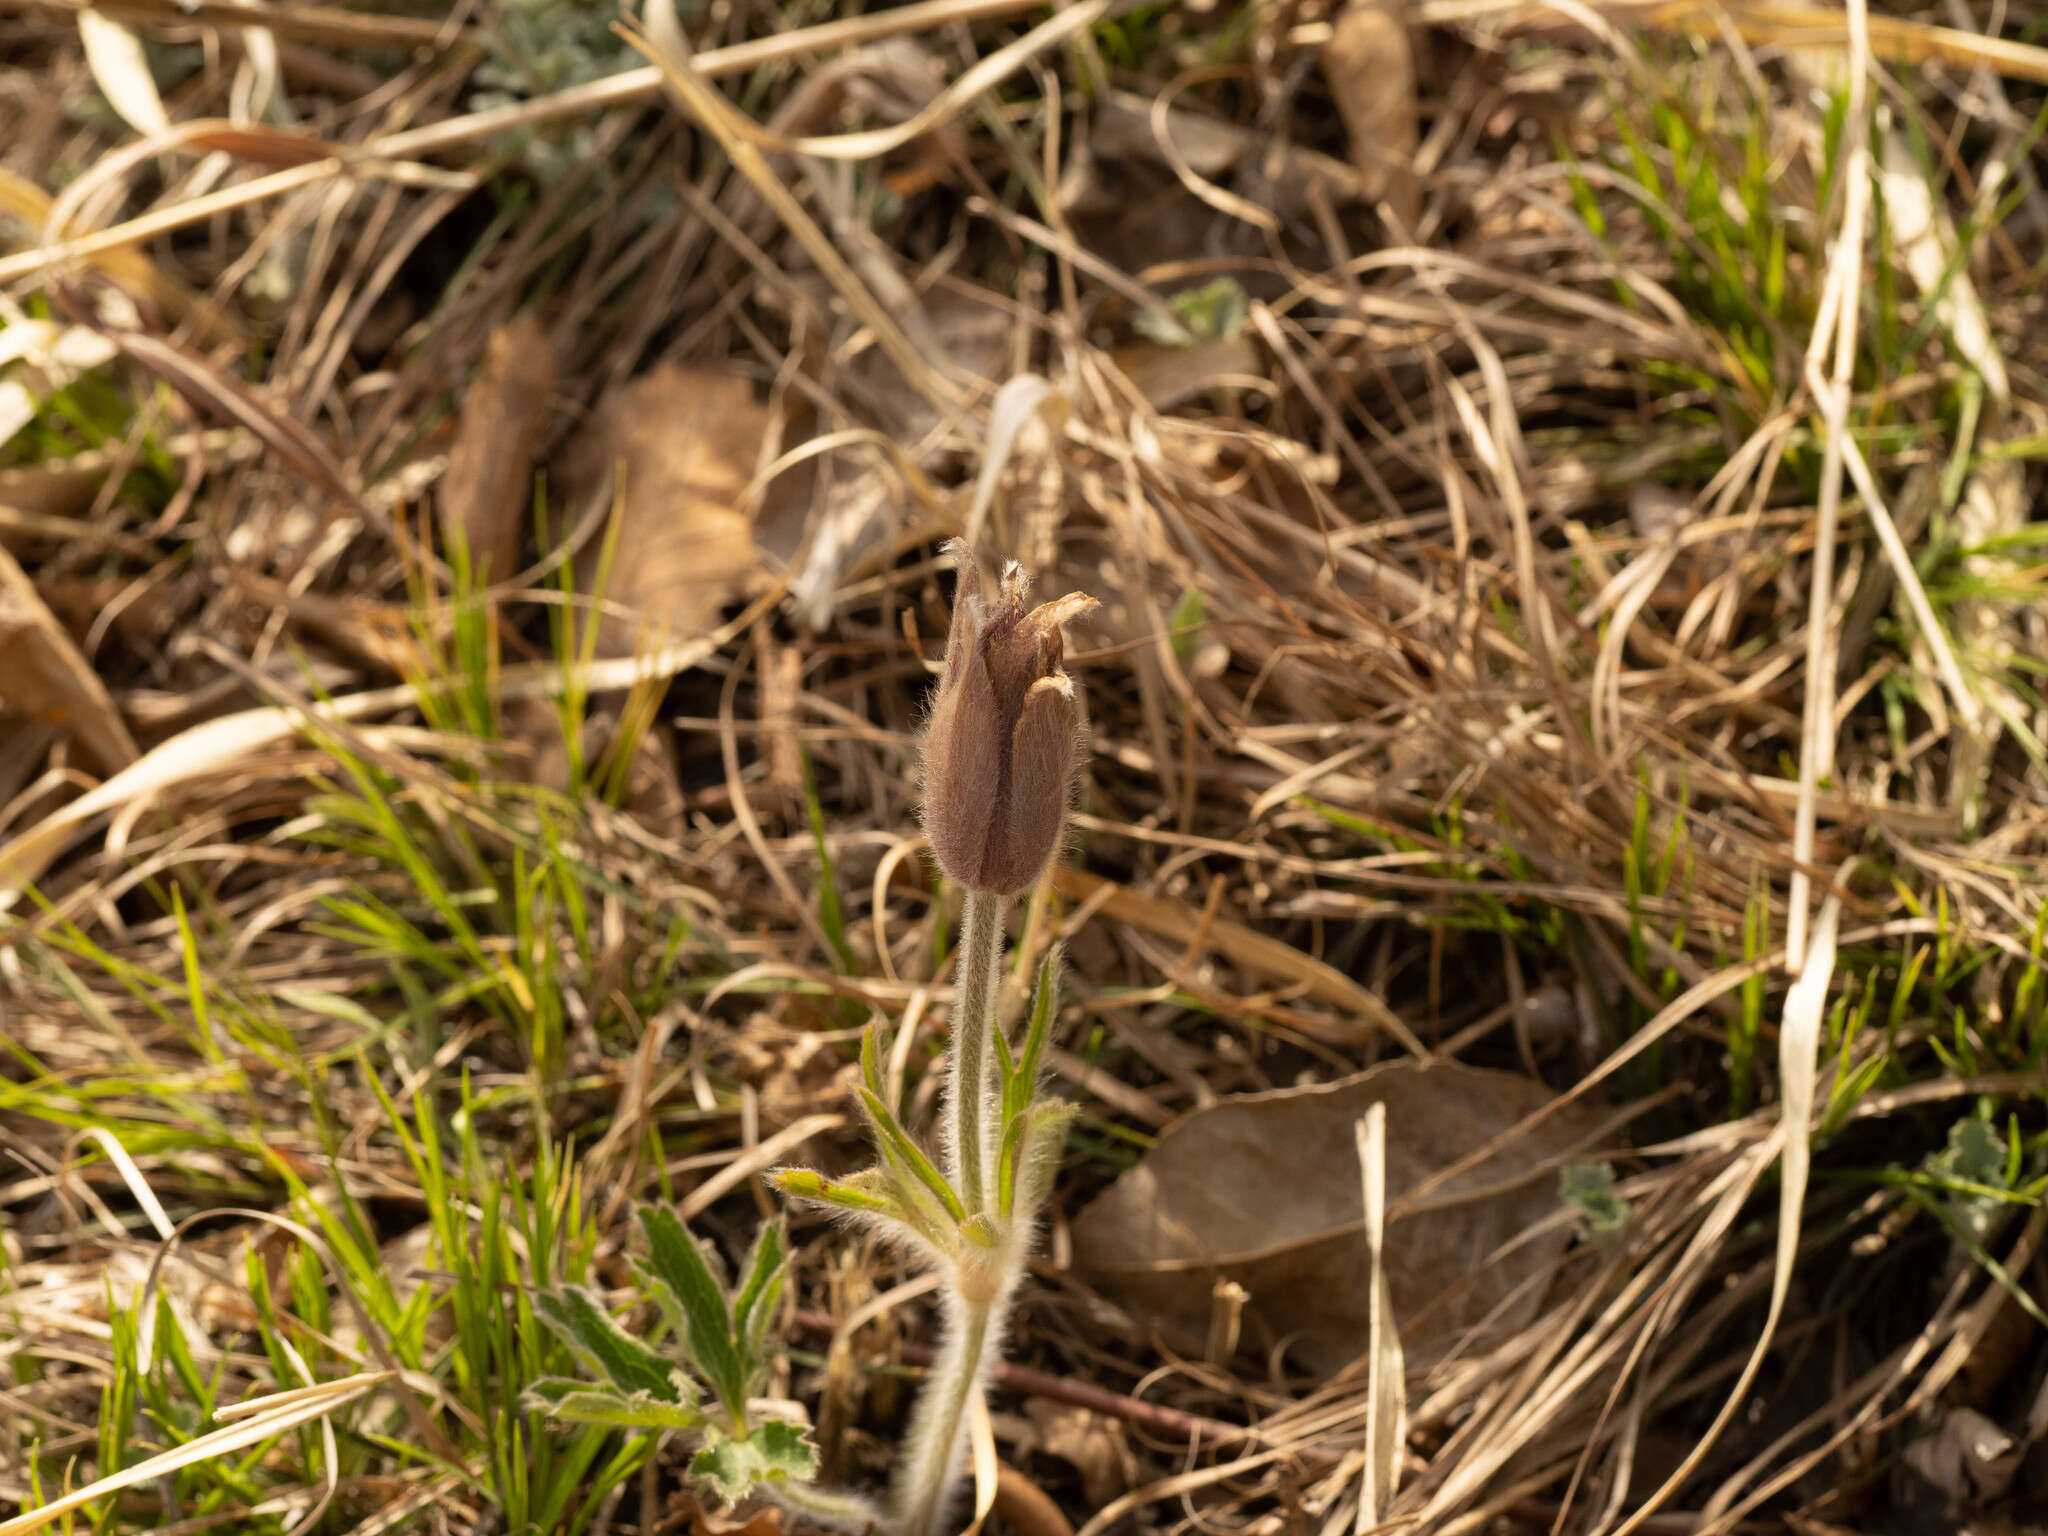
2, 0, 2046, 1532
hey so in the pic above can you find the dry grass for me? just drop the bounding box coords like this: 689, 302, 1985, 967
2, 0, 2046, 1533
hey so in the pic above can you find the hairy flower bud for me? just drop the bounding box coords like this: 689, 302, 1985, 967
921, 548, 1094, 896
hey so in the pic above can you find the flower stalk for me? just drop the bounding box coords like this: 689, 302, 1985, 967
773, 547, 1090, 1536
949, 887, 1007, 1214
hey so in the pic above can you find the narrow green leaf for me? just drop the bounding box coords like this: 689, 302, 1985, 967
960, 1213, 999, 1249
1167, 584, 1205, 663
860, 1022, 885, 1101
731, 1222, 786, 1351
524, 1378, 703, 1432
639, 1206, 748, 1417
996, 1111, 1027, 1218
1013, 1098, 1076, 1219
773, 1167, 903, 1217
533, 1287, 677, 1401
801, 747, 858, 978
1008, 949, 1061, 1123
856, 1087, 965, 1223
992, 1026, 1017, 1091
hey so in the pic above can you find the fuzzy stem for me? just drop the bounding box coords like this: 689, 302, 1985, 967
949, 888, 1006, 1213
893, 1297, 993, 1536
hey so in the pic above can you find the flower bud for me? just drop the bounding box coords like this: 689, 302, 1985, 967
921, 547, 1094, 895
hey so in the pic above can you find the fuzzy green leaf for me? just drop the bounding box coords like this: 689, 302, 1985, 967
856, 1087, 965, 1223
732, 1222, 787, 1357
996, 1110, 1028, 1218
690, 1420, 818, 1502
1012, 1098, 1076, 1219
860, 1021, 885, 1100
1007, 948, 1061, 1123
523, 1378, 702, 1432
532, 1287, 677, 1401
639, 1206, 749, 1417
772, 1167, 899, 1216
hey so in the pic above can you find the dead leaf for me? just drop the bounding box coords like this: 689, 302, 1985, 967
564, 364, 769, 660
1071, 1060, 1602, 1375
1321, 0, 1421, 230
440, 316, 554, 584
1023, 1400, 1135, 1509
0, 542, 139, 775
1905, 1407, 2022, 1507
1110, 334, 1262, 412
78, 8, 170, 137
0, 462, 106, 526
994, 1462, 1075, 1536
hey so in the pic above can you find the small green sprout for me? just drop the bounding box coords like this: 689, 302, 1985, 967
526, 1204, 821, 1508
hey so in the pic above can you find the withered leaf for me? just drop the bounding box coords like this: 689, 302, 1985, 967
1321, 0, 1421, 231
440, 315, 554, 584
0, 543, 139, 775
564, 365, 770, 661
1071, 1060, 1602, 1376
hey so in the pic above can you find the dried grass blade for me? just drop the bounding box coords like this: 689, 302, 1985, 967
962, 1393, 1001, 1536
90, 325, 361, 512
0, 591, 779, 910
962, 375, 1068, 552
76, 7, 168, 136
1608, 890, 1839, 1536
690, 0, 1107, 160
623, 11, 956, 423
1354, 1104, 1406, 1530
0, 1373, 385, 1536
1051, 867, 1427, 1055
1784, 0, 1872, 970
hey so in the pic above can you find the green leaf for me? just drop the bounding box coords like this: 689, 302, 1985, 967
1134, 276, 1249, 346
533, 1287, 678, 1401
523, 1378, 702, 1432
690, 1420, 818, 1502
1013, 1098, 1076, 1219
1008, 949, 1061, 1123
856, 1087, 965, 1224
1560, 1162, 1632, 1237
731, 1222, 787, 1359
801, 747, 858, 979
773, 1167, 895, 1214
860, 1022, 885, 1100
749, 1418, 817, 1481
639, 1206, 749, 1417
1167, 584, 1205, 663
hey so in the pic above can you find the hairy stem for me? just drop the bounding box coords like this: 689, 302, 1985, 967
893, 1297, 993, 1536
950, 888, 1006, 1213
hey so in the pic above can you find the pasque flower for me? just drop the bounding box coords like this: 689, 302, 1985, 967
922, 546, 1095, 895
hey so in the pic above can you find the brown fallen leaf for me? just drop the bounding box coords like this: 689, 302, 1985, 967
0, 542, 139, 775
1071, 1060, 1602, 1376
1109, 333, 1262, 412
1321, 0, 1422, 231
563, 364, 770, 659
994, 1462, 1075, 1536
440, 315, 554, 584
1023, 1399, 1136, 1509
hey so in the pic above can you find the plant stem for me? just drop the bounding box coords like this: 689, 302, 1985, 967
950, 888, 1006, 1213
893, 1297, 992, 1536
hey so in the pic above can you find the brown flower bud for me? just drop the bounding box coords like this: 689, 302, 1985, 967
921, 549, 1095, 895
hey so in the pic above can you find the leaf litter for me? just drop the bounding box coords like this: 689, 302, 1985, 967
1072, 1061, 1605, 1375
2, 1, 2048, 1534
